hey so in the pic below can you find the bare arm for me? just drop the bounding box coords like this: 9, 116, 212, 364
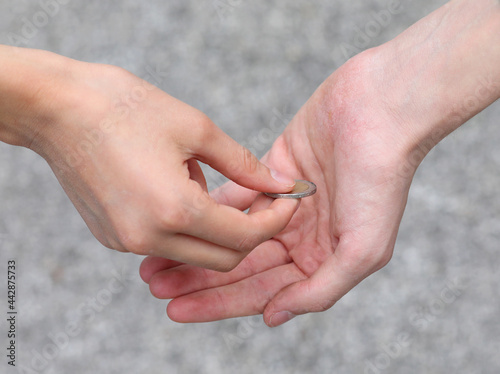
0, 45, 299, 271
378, 0, 500, 151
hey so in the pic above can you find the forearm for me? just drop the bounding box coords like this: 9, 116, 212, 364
0, 45, 66, 148
375, 0, 500, 150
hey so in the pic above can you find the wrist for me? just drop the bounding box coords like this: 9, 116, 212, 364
370, 0, 500, 160
0, 46, 74, 149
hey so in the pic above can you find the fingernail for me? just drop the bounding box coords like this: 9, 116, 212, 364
270, 169, 296, 188
269, 311, 296, 327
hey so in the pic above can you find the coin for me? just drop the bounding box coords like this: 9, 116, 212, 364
265, 180, 317, 199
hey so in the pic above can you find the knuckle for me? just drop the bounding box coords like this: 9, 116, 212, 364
311, 297, 335, 313
359, 241, 394, 272
213, 263, 234, 273
235, 232, 260, 253
213, 254, 244, 273
372, 248, 393, 271
190, 113, 216, 144
115, 229, 151, 256
101, 64, 138, 85
157, 204, 192, 232
343, 242, 394, 275
237, 147, 259, 176
156, 191, 213, 232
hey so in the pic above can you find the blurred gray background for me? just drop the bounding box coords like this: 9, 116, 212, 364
1, 1, 499, 373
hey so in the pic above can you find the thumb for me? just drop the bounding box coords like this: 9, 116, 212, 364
263, 251, 362, 327
189, 120, 295, 193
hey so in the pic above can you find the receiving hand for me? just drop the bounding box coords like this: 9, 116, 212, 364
140, 49, 419, 326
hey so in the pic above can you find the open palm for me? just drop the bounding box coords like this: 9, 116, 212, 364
140, 51, 417, 326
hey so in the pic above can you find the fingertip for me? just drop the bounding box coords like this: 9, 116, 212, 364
166, 300, 182, 322
266, 311, 297, 327
270, 169, 296, 189
215, 144, 294, 193
148, 270, 185, 300
245, 196, 300, 243
270, 195, 301, 217
148, 274, 164, 298
254, 167, 296, 194
210, 180, 259, 210
166, 298, 197, 323
139, 256, 183, 284
139, 256, 156, 283
263, 279, 314, 326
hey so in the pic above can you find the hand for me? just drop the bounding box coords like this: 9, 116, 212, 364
140, 0, 500, 326
140, 48, 420, 326
9, 48, 300, 271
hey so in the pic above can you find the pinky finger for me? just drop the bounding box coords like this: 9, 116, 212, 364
140, 256, 184, 283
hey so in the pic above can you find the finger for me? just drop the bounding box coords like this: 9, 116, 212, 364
151, 233, 246, 272
247, 191, 286, 214
167, 263, 307, 323
139, 256, 184, 284
209, 151, 274, 210
263, 239, 369, 327
187, 159, 208, 192
187, 121, 295, 193
148, 240, 291, 299
210, 180, 258, 210
182, 195, 300, 252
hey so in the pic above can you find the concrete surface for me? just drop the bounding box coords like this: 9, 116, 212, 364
1, 1, 499, 373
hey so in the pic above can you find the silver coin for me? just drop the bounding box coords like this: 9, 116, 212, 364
265, 180, 317, 199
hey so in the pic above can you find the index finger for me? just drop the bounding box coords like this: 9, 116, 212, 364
182, 192, 300, 252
